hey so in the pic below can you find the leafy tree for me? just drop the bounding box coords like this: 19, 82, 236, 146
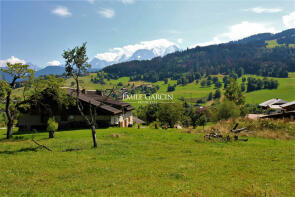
0, 63, 34, 139
137, 104, 160, 125
196, 114, 207, 130
167, 84, 176, 92
214, 81, 222, 89
195, 72, 201, 80
25, 75, 71, 120
212, 76, 218, 83
63, 42, 100, 148
214, 100, 240, 121
207, 92, 213, 101
206, 80, 212, 86
158, 103, 183, 128
214, 89, 221, 99
224, 77, 245, 105
185, 106, 204, 129
200, 80, 207, 87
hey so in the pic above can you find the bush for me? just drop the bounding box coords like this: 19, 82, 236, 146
213, 100, 240, 121
158, 103, 184, 128
47, 117, 58, 138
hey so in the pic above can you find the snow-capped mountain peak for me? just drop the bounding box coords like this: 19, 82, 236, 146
90, 39, 179, 69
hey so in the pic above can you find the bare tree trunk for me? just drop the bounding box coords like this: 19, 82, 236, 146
91, 125, 97, 148
6, 120, 13, 139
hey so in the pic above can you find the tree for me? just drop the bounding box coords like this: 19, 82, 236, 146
214, 100, 240, 121
214, 81, 222, 89
63, 42, 101, 148
201, 80, 207, 87
137, 103, 160, 125
158, 103, 183, 128
0, 63, 34, 139
167, 84, 176, 92
207, 92, 213, 101
196, 114, 207, 130
214, 89, 221, 99
185, 106, 203, 129
224, 77, 245, 105
24, 75, 71, 137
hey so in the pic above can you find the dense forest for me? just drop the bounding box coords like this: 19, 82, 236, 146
103, 29, 295, 82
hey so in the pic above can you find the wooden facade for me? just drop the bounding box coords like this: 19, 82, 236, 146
17, 89, 134, 131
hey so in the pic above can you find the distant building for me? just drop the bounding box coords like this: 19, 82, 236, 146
281, 101, 295, 111
258, 99, 295, 120
258, 98, 288, 109
17, 89, 134, 131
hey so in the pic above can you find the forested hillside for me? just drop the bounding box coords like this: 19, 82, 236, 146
103, 29, 295, 82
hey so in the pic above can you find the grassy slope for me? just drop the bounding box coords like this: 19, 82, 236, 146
64, 73, 295, 106
0, 128, 294, 196
242, 73, 295, 104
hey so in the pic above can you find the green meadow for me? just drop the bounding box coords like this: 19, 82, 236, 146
64, 73, 295, 106
0, 127, 294, 196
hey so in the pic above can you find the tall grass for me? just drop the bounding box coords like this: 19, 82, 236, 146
210, 118, 295, 139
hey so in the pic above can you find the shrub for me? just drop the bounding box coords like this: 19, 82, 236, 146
213, 100, 240, 121
158, 103, 184, 128
47, 117, 58, 138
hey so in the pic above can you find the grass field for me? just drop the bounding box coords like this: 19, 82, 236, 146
0, 128, 294, 196
242, 74, 295, 104
64, 73, 295, 106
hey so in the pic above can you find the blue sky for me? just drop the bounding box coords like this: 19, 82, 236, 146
1, 0, 295, 67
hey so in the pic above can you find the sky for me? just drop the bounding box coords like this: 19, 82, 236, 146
1, 0, 295, 67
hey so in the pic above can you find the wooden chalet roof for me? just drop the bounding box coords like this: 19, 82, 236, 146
258, 98, 288, 107
281, 101, 295, 111
67, 89, 134, 114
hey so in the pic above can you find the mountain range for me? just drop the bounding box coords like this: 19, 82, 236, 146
89, 44, 179, 69
103, 28, 295, 82
1, 29, 295, 82
0, 42, 179, 81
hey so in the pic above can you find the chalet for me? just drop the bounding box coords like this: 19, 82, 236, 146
17, 89, 134, 131
281, 101, 295, 111
258, 99, 295, 120
258, 98, 288, 110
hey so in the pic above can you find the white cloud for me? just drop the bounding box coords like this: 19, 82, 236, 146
98, 8, 115, 18
177, 38, 183, 44
121, 0, 134, 4
47, 60, 61, 66
95, 39, 176, 62
192, 21, 277, 47
52, 6, 72, 17
0, 56, 26, 67
245, 7, 282, 14
283, 11, 295, 28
